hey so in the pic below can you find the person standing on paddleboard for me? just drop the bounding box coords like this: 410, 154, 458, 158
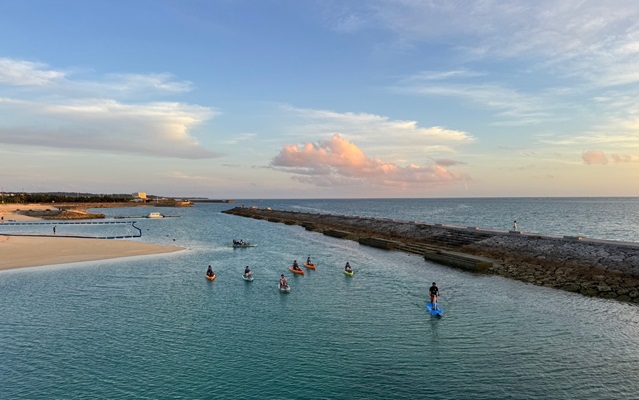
429, 282, 439, 307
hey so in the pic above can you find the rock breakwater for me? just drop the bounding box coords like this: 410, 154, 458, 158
223, 207, 639, 303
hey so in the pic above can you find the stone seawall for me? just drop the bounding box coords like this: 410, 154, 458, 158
222, 207, 639, 303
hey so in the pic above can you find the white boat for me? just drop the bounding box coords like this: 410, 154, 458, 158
147, 212, 164, 218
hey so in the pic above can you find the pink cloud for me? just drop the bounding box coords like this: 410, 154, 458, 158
611, 154, 634, 163
582, 150, 608, 165
272, 134, 468, 188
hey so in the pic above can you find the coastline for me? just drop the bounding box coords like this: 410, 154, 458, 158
0, 203, 184, 271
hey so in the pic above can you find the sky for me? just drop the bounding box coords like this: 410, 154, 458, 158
1, 0, 638, 199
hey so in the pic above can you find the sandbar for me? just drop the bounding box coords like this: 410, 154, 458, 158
0, 204, 183, 271
0, 203, 54, 221
0, 236, 183, 271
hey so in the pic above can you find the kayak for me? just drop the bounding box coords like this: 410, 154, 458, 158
242, 274, 254, 282
279, 283, 291, 293
303, 262, 316, 270
343, 270, 354, 277
206, 274, 216, 281
426, 302, 443, 317
228, 244, 257, 248
289, 266, 305, 275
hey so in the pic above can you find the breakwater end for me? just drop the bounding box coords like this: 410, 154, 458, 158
222, 207, 639, 303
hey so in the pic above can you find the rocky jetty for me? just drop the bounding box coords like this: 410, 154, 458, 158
223, 206, 639, 303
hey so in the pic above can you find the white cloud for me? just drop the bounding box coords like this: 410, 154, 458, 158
0, 58, 66, 86
334, 1, 639, 87
283, 105, 473, 144
0, 58, 218, 159
393, 80, 553, 125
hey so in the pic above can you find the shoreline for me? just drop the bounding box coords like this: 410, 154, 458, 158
0, 203, 184, 271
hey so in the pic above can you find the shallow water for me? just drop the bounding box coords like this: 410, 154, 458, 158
1, 199, 639, 399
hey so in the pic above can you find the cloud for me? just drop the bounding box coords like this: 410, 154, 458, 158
582, 150, 608, 165
331, 1, 639, 87
284, 105, 472, 145
271, 134, 468, 189
0, 58, 217, 159
0, 58, 66, 86
610, 154, 635, 163
434, 159, 465, 167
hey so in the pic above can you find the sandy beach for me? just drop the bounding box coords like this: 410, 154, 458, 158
0, 203, 53, 221
0, 204, 184, 271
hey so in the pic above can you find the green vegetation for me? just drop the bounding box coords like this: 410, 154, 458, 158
0, 192, 134, 204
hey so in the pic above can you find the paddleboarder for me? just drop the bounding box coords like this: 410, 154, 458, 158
429, 282, 439, 309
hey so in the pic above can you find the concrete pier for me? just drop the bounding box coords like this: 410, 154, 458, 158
222, 207, 639, 302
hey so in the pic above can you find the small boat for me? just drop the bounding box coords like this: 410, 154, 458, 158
289, 266, 304, 275
228, 243, 257, 248
426, 302, 443, 317
147, 212, 164, 218
279, 283, 291, 293
206, 274, 216, 281
343, 269, 354, 277
242, 274, 254, 282
303, 262, 316, 270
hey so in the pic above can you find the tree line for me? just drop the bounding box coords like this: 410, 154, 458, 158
1, 192, 136, 204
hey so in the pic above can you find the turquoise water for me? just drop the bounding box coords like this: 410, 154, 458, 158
2, 199, 639, 399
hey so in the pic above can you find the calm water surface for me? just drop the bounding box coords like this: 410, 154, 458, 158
1, 198, 639, 399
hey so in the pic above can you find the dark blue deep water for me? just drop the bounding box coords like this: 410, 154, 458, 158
1, 198, 639, 399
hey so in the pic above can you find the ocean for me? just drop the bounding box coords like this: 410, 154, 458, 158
1, 198, 639, 399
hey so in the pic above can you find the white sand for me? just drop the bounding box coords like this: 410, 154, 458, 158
0, 203, 54, 221
0, 204, 184, 270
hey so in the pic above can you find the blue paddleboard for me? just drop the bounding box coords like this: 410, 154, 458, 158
426, 302, 443, 316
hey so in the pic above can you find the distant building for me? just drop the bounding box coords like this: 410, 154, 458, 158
133, 192, 147, 199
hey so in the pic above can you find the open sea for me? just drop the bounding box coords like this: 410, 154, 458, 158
1, 197, 639, 399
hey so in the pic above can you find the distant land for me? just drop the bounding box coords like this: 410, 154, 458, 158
0, 191, 234, 204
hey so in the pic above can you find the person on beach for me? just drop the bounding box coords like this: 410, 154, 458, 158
279, 274, 288, 288
206, 265, 215, 277
244, 265, 252, 278
344, 262, 352, 272
429, 282, 439, 307
292, 260, 300, 270
53, 226, 56, 235
513, 220, 518, 231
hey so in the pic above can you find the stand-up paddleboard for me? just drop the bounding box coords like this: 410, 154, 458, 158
206, 274, 216, 281
242, 274, 254, 282
279, 283, 291, 293
343, 270, 354, 277
426, 302, 443, 316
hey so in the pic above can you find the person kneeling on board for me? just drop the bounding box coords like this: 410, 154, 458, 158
244, 265, 252, 278
206, 265, 215, 277
344, 262, 352, 273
